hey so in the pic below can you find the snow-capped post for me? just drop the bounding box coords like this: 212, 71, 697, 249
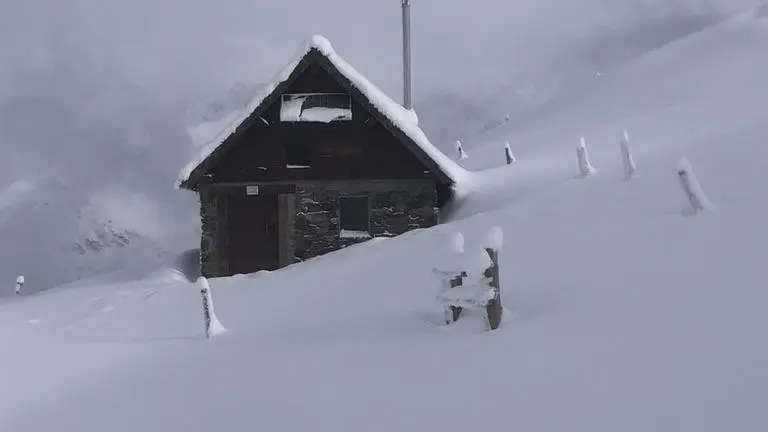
446, 232, 466, 324
621, 130, 637, 181
483, 226, 504, 331
433, 231, 467, 324
197, 276, 227, 339
504, 141, 516, 165
434, 228, 504, 330
14, 275, 24, 295
577, 137, 596, 177
446, 273, 465, 324
677, 157, 712, 214
456, 140, 468, 160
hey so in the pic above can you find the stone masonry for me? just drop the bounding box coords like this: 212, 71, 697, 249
292, 182, 438, 263
199, 181, 439, 275
199, 188, 229, 278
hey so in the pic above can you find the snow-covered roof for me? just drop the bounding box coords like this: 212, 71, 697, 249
176, 35, 469, 189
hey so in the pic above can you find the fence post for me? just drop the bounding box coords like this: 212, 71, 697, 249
200, 282, 212, 338
484, 248, 503, 330
14, 275, 24, 296
456, 140, 468, 160
621, 130, 637, 181
577, 137, 596, 177
448, 275, 464, 324
677, 157, 711, 213
504, 142, 515, 165
197, 276, 226, 339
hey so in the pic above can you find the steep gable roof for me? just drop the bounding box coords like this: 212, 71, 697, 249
176, 35, 469, 190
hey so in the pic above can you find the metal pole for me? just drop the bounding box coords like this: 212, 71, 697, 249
402, 0, 412, 109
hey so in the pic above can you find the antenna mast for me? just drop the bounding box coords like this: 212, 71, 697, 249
402, 0, 412, 109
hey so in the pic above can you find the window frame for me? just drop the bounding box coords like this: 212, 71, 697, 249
280, 92, 353, 123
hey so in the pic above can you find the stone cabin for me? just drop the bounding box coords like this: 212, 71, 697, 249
176, 35, 463, 277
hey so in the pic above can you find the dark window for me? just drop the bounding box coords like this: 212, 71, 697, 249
338, 196, 370, 236
286, 141, 310, 168
302, 93, 350, 110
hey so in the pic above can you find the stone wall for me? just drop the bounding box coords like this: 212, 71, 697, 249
198, 180, 440, 276
199, 188, 229, 278
293, 181, 438, 262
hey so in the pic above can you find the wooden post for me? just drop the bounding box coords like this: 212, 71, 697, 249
678, 168, 704, 213
14, 275, 24, 296
456, 140, 468, 160
504, 142, 515, 165
577, 137, 596, 177
621, 130, 637, 181
200, 283, 212, 339
439, 270, 467, 325
484, 248, 503, 330
197, 276, 226, 339
448, 275, 464, 323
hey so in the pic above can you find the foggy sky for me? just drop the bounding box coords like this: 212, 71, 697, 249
1, 0, 762, 105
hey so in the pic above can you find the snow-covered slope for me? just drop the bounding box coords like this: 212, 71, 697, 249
0, 179, 173, 296
458, 8, 768, 172
0, 46, 200, 295
3, 5, 768, 432
4, 135, 767, 431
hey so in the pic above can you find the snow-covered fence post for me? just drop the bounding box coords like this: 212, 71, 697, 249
677, 157, 712, 214
504, 141, 515, 165
446, 274, 465, 324
577, 137, 596, 177
197, 276, 227, 339
445, 232, 466, 324
435, 228, 505, 330
433, 267, 468, 325
621, 130, 637, 181
483, 227, 504, 331
456, 140, 468, 160
14, 275, 24, 295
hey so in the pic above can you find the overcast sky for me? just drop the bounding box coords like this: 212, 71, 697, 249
1, 0, 762, 106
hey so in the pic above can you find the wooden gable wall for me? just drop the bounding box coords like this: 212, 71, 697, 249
205, 62, 438, 184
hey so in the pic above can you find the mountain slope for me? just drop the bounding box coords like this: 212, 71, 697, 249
459, 7, 768, 173
0, 179, 173, 296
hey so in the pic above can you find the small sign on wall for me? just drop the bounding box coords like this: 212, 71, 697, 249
246, 185, 260, 196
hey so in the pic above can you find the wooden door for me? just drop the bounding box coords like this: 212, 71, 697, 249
227, 194, 279, 274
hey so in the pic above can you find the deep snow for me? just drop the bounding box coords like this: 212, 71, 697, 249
3, 6, 768, 432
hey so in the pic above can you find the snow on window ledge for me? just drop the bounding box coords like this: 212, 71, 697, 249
296, 107, 351, 123
340, 230, 371, 239
280, 93, 352, 123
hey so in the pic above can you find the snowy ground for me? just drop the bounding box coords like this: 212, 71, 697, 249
3, 7, 768, 432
